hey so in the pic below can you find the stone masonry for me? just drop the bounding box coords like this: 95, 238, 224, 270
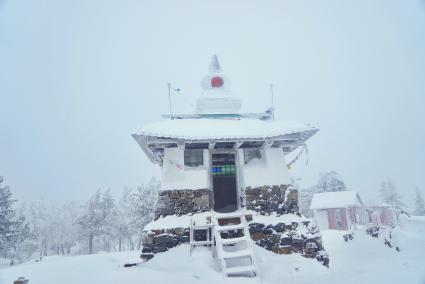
154, 188, 212, 220
142, 184, 329, 266
245, 184, 299, 215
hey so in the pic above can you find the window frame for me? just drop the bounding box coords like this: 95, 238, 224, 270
243, 148, 266, 165
184, 149, 204, 168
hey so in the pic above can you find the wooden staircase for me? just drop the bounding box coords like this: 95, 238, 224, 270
212, 212, 258, 277
189, 217, 214, 255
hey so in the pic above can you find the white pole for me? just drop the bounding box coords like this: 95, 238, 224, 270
167, 83, 173, 120
270, 83, 275, 120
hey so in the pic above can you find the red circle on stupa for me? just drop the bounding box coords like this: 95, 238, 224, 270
211, 76, 224, 88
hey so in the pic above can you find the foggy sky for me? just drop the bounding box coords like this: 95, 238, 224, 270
0, 0, 424, 209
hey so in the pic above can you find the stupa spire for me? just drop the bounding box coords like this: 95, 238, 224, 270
209, 55, 221, 73
197, 55, 242, 115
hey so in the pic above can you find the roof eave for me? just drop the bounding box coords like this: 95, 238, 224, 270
132, 134, 157, 164
133, 127, 318, 165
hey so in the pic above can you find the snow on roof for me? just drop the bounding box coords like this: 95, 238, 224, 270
310, 191, 363, 210
136, 118, 317, 140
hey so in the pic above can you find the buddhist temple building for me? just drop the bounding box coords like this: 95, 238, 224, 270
133, 55, 318, 217
132, 56, 323, 277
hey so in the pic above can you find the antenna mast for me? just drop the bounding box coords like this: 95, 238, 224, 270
167, 83, 173, 120
270, 83, 275, 120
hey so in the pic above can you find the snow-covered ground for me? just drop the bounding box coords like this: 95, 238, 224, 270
1, 216, 424, 284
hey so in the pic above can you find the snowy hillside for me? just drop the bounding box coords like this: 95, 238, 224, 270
1, 217, 424, 284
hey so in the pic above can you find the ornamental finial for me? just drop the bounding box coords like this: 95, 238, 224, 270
209, 55, 221, 73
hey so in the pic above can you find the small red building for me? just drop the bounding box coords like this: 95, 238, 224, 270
310, 191, 367, 231
366, 204, 400, 227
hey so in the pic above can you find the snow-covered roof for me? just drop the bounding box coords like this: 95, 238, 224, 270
310, 191, 364, 210
135, 118, 317, 140
132, 56, 319, 164
132, 117, 318, 164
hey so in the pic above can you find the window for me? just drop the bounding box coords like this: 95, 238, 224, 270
212, 164, 236, 176
184, 149, 204, 167
243, 148, 263, 164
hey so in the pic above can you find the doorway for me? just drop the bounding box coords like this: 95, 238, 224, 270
211, 153, 238, 213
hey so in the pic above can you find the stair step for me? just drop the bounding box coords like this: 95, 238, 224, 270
221, 236, 247, 245
190, 240, 214, 245
213, 212, 245, 219
216, 224, 245, 231
190, 224, 214, 230
222, 248, 254, 259
224, 265, 256, 276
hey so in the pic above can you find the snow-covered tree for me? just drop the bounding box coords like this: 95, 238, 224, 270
379, 179, 405, 208
0, 177, 36, 264
0, 177, 16, 254
130, 178, 159, 250
98, 190, 119, 253
46, 202, 80, 255
313, 171, 347, 193
414, 188, 425, 216
77, 189, 118, 254
23, 200, 50, 256
116, 187, 135, 251
77, 190, 102, 254
4, 208, 36, 264
23, 200, 86, 256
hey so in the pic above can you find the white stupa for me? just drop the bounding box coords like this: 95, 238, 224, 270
196, 55, 242, 115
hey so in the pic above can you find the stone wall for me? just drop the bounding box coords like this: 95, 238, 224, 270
154, 184, 298, 219
140, 227, 190, 261
245, 185, 299, 215
154, 189, 212, 220
248, 221, 329, 266
141, 219, 329, 267
142, 184, 329, 266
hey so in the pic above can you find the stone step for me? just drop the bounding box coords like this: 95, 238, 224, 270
216, 224, 246, 232
224, 265, 256, 276
190, 224, 214, 230
220, 236, 247, 245
222, 248, 254, 259
190, 240, 214, 245
213, 211, 245, 219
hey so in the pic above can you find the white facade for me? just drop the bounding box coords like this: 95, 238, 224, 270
161, 148, 209, 190
161, 147, 291, 191
241, 147, 290, 188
